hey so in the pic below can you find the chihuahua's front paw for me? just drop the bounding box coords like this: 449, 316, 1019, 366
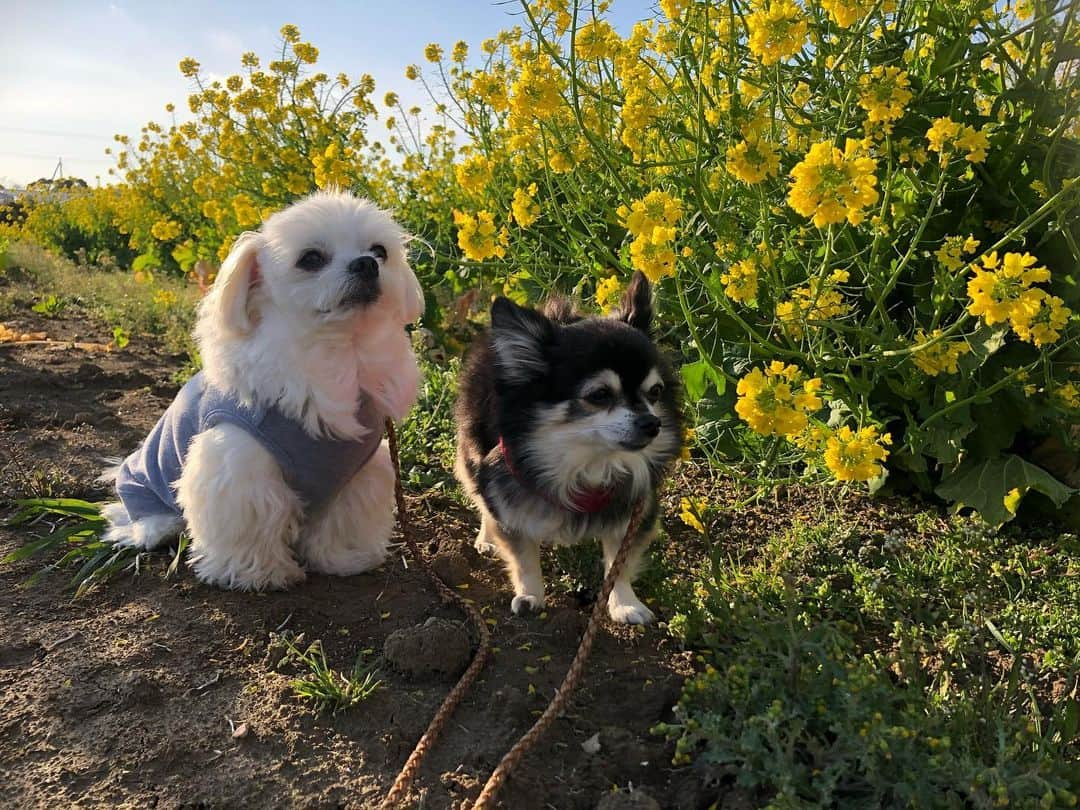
510, 593, 546, 615
607, 592, 655, 625
474, 536, 498, 556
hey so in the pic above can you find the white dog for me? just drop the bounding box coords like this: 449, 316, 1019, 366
100, 190, 423, 590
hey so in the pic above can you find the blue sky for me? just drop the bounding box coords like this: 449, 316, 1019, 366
1, 0, 654, 186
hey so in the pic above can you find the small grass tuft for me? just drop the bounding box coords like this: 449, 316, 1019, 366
271, 633, 381, 715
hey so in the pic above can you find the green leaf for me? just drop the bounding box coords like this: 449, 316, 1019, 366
681, 360, 710, 402
935, 454, 1076, 526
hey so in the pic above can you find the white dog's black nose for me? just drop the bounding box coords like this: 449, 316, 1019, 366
348, 256, 379, 281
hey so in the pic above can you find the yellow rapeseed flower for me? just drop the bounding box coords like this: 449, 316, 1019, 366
726, 137, 781, 184
453, 210, 508, 262
511, 183, 540, 228
910, 329, 971, 376
857, 66, 912, 125
679, 497, 707, 534
595, 275, 622, 311
735, 361, 824, 438
824, 425, 891, 482
776, 277, 851, 338
927, 117, 990, 164
746, 0, 808, 65
788, 140, 879, 228
820, 0, 879, 27
454, 154, 493, 196
618, 191, 682, 282
719, 258, 759, 304
424, 43, 444, 63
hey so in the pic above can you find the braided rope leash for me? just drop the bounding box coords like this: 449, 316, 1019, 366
380, 418, 493, 809
470, 499, 645, 810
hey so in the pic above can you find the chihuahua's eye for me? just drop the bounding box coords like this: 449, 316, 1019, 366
585, 386, 615, 407
371, 244, 388, 261
297, 249, 329, 272
646, 383, 664, 403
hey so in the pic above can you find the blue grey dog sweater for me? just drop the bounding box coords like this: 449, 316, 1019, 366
115, 371, 385, 522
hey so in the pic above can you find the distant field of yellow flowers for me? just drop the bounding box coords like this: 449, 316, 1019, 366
2, 0, 1078, 525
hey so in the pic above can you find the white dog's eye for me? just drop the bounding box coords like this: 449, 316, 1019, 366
297, 249, 329, 272
371, 244, 387, 261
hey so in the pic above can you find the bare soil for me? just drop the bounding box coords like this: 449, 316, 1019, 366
0, 305, 708, 810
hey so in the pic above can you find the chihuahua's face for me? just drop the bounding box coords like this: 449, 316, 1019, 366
489, 273, 682, 484
208, 191, 424, 338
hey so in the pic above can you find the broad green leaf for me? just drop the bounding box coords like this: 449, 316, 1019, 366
936, 454, 1076, 525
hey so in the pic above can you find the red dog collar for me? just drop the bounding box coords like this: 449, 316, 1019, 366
498, 436, 614, 514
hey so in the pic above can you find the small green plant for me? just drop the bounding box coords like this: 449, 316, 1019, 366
658, 517, 1080, 808
31, 293, 67, 317
0, 234, 10, 274
111, 325, 130, 349
272, 634, 381, 715
396, 358, 460, 492
2, 498, 188, 596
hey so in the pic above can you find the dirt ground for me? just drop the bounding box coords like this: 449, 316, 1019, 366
0, 305, 712, 810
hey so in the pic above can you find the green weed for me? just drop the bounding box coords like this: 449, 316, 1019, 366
271, 633, 381, 715
2, 498, 188, 597
658, 516, 1080, 808
31, 293, 67, 316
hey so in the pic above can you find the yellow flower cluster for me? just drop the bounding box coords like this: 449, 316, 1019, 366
857, 67, 912, 126
820, 0, 881, 27
719, 258, 759, 304
575, 19, 619, 60
776, 274, 851, 339
595, 275, 622, 311
746, 0, 808, 65
679, 497, 707, 534
967, 252, 1072, 347
824, 425, 891, 482
935, 235, 980, 271
910, 329, 971, 376
618, 190, 682, 282
726, 136, 781, 184
453, 209, 508, 262
455, 154, 494, 196
735, 361, 824, 437
511, 183, 540, 228
788, 140, 879, 227
926, 118, 990, 164
150, 219, 182, 241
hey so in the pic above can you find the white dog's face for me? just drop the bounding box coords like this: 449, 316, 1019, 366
196, 190, 425, 435
210, 191, 423, 338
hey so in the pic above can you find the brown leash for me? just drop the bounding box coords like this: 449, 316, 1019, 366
380, 418, 493, 809
380, 417, 644, 809
470, 500, 644, 809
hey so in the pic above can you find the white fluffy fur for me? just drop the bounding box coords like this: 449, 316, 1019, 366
102, 191, 422, 590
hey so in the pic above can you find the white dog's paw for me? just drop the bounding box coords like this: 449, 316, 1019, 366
511, 593, 546, 615
191, 553, 306, 591
607, 593, 655, 625
304, 547, 387, 577
474, 536, 498, 556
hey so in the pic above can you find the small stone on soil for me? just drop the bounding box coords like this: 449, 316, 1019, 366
384, 617, 470, 678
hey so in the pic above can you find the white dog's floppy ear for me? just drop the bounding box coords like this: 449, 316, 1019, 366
490, 296, 554, 385
402, 264, 425, 324
211, 231, 262, 335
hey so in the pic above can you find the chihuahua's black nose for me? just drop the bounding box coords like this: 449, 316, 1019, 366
635, 413, 661, 438
348, 256, 379, 281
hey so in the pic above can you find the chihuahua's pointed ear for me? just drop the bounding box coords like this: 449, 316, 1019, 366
615, 271, 652, 333
490, 296, 554, 385
209, 231, 262, 335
